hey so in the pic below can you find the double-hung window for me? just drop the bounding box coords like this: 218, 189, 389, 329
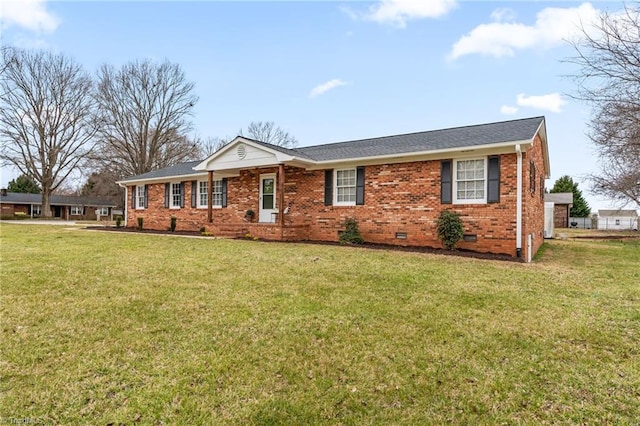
454, 159, 486, 204
136, 185, 145, 209
70, 206, 83, 215
97, 207, 109, 216
171, 183, 182, 208
198, 181, 208, 207
211, 180, 223, 207
32, 205, 41, 216
335, 169, 356, 205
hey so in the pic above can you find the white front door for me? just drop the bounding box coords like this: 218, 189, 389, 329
259, 174, 277, 222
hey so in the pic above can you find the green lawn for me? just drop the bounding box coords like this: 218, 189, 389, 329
1, 224, 639, 424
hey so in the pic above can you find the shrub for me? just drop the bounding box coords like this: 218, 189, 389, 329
170, 216, 177, 232
137, 217, 143, 230
436, 210, 463, 250
339, 218, 364, 245
115, 215, 123, 228
199, 226, 206, 234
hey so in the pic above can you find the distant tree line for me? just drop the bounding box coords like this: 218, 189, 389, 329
0, 47, 298, 216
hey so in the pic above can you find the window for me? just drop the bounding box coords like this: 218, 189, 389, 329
335, 169, 356, 205
171, 183, 182, 208
212, 180, 223, 207
615, 219, 620, 226
198, 181, 208, 207
96, 207, 108, 216
530, 160, 536, 194
70, 206, 83, 215
31, 205, 41, 216
454, 159, 486, 203
136, 185, 145, 209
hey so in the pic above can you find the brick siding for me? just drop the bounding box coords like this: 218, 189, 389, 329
127, 142, 546, 260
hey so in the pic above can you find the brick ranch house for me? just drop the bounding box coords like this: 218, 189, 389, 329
118, 116, 550, 262
0, 190, 116, 220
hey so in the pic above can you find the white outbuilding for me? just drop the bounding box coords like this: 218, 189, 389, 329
597, 209, 639, 231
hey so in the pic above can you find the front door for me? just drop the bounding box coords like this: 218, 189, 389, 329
259, 174, 276, 222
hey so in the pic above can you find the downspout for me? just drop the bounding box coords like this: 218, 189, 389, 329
515, 144, 522, 258
117, 182, 128, 227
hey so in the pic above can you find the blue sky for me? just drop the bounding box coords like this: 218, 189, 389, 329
0, 0, 627, 211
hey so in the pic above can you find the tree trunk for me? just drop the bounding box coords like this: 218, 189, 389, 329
41, 190, 52, 218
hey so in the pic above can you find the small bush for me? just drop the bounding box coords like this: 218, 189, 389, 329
115, 215, 123, 228
436, 210, 463, 250
137, 217, 143, 230
339, 218, 364, 245
170, 216, 177, 232
199, 226, 206, 233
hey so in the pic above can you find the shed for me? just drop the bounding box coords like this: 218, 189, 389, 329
597, 209, 639, 231
545, 192, 573, 228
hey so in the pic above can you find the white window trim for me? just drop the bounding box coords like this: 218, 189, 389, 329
334, 168, 357, 206
70, 206, 83, 215
453, 157, 487, 205
170, 182, 182, 209
96, 207, 109, 216
197, 180, 223, 209
136, 185, 145, 210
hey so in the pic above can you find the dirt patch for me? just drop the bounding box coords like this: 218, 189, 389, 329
89, 226, 522, 263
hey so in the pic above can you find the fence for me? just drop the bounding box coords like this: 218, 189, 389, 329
596, 217, 639, 231
569, 216, 639, 230
568, 217, 595, 229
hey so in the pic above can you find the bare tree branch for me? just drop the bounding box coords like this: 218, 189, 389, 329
239, 121, 298, 148
93, 59, 199, 177
0, 47, 97, 217
566, 4, 640, 207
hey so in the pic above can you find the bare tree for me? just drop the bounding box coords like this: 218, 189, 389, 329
195, 135, 231, 158
568, 5, 640, 207
93, 59, 200, 177
0, 48, 97, 217
239, 121, 298, 148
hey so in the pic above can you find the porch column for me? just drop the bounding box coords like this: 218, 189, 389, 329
278, 164, 285, 228
207, 170, 213, 223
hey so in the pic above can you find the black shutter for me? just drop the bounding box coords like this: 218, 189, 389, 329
191, 181, 197, 208
487, 156, 500, 203
221, 178, 228, 207
131, 185, 136, 208
164, 183, 170, 208
441, 160, 452, 204
180, 182, 185, 208
144, 185, 148, 208
324, 170, 333, 206
356, 166, 365, 205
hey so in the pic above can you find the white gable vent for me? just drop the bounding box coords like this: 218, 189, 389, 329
236, 144, 247, 159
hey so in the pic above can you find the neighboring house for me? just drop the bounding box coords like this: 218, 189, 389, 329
118, 116, 550, 262
544, 192, 573, 228
0, 190, 116, 220
597, 209, 639, 231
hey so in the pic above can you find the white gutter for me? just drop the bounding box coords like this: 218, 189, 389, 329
515, 144, 523, 258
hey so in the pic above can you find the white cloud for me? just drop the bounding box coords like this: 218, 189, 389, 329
449, 2, 600, 60
501, 105, 519, 115
516, 93, 567, 113
345, 0, 457, 28
0, 0, 59, 33
309, 79, 348, 99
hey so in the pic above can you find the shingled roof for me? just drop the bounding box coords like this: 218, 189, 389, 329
295, 116, 545, 162
121, 116, 546, 182
0, 192, 116, 207
118, 161, 204, 183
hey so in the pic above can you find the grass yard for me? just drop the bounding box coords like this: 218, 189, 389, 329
1, 224, 639, 424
